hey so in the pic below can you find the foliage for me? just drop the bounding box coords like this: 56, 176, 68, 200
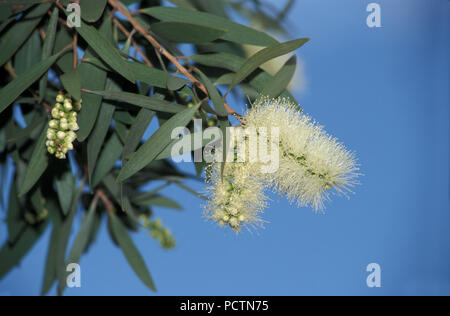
0, 0, 305, 295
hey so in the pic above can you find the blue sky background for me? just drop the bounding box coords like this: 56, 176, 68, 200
0, 0, 449, 296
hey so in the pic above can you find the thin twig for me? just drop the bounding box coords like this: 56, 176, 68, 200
111, 16, 153, 67
96, 188, 115, 214
107, 0, 241, 118
73, 31, 78, 69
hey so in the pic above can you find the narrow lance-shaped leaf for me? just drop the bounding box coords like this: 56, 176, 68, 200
87, 78, 118, 188
14, 29, 41, 76
258, 55, 297, 100
140, 6, 277, 46
66, 197, 99, 266
75, 19, 135, 83
60, 68, 82, 101
132, 194, 182, 210
18, 125, 49, 196
76, 17, 111, 141
108, 212, 157, 292
41, 199, 63, 296
79, 0, 107, 23
0, 220, 50, 280
0, 50, 67, 115
166, 76, 189, 91
54, 164, 75, 216
56, 178, 85, 296
228, 38, 309, 92
151, 22, 227, 44
6, 182, 26, 244
117, 103, 200, 182
92, 132, 123, 188
195, 69, 228, 117
122, 108, 155, 159
82, 57, 193, 96
85, 90, 186, 114
39, 6, 59, 102
0, 3, 52, 67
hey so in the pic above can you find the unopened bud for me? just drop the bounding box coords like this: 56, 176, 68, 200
56, 94, 65, 103
49, 120, 58, 128
57, 131, 66, 140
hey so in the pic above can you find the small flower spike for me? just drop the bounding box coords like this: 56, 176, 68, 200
46, 92, 82, 159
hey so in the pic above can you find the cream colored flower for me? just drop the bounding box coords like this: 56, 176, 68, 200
244, 97, 359, 211
203, 162, 268, 233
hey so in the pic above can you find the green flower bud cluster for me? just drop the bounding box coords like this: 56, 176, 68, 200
46, 92, 82, 159
140, 216, 175, 249
25, 208, 48, 225
216, 180, 246, 231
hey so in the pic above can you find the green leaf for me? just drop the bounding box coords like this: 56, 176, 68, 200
0, 220, 49, 280
14, 29, 41, 75
6, 183, 26, 244
229, 38, 309, 92
195, 69, 227, 117
41, 202, 62, 296
76, 19, 135, 83
85, 90, 186, 114
173, 181, 206, 200
0, 3, 51, 67
53, 27, 74, 73
114, 111, 134, 125
18, 125, 49, 196
56, 179, 85, 296
117, 104, 200, 182
258, 55, 297, 100
140, 6, 277, 46
60, 68, 82, 101
122, 108, 155, 159
108, 212, 156, 292
82, 58, 193, 96
80, 0, 107, 23
39, 6, 59, 103
77, 50, 107, 142
166, 76, 189, 91
132, 194, 182, 210
92, 132, 123, 188
54, 165, 75, 216
0, 51, 66, 115
6, 114, 45, 144
151, 22, 227, 44
87, 79, 118, 187
66, 197, 99, 266
190, 52, 297, 102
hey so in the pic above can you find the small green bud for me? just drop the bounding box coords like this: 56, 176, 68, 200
49, 120, 58, 129
56, 94, 65, 103
57, 131, 66, 140
69, 122, 79, 131
64, 102, 72, 111
51, 108, 59, 118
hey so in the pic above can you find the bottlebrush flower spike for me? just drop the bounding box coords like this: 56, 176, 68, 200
46, 92, 82, 159
244, 97, 360, 211
203, 162, 268, 233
